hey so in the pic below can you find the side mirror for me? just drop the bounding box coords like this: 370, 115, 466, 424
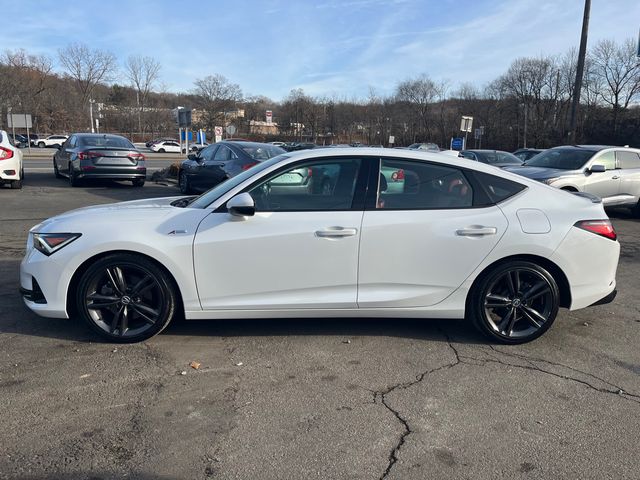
226, 192, 255, 217
56, 144, 62, 150
590, 164, 606, 173
187, 153, 197, 161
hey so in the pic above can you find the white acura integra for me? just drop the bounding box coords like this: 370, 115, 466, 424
20, 148, 619, 344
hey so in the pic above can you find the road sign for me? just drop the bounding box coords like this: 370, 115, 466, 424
388, 135, 395, 144
226, 125, 237, 136
451, 137, 464, 150
177, 109, 192, 127
460, 116, 473, 133
474, 128, 482, 140
214, 126, 223, 136
266, 110, 273, 123
6, 114, 32, 129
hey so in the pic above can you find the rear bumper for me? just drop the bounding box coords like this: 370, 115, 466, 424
77, 168, 146, 179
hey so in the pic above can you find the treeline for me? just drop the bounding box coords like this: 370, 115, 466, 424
0, 38, 638, 149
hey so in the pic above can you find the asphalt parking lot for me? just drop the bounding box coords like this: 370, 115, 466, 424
1, 163, 639, 479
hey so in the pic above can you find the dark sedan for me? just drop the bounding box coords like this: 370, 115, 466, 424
178, 141, 285, 194
54, 133, 146, 187
513, 148, 545, 161
460, 150, 523, 168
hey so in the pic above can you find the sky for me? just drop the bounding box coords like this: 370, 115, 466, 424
2, 0, 639, 101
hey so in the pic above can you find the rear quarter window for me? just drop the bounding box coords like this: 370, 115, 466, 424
472, 171, 527, 204
617, 151, 640, 169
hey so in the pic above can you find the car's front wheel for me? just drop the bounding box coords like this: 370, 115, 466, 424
468, 260, 560, 344
75, 253, 178, 343
178, 170, 192, 194
158, 148, 165, 153
38, 141, 45, 148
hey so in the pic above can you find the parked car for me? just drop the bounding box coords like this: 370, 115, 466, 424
268, 141, 286, 147
282, 142, 317, 152
9, 133, 29, 148
504, 145, 640, 215
178, 141, 285, 194
149, 140, 181, 153
34, 135, 68, 148
145, 137, 177, 148
53, 133, 146, 187
460, 150, 523, 168
21, 148, 619, 344
0, 130, 24, 189
513, 148, 545, 161
408, 142, 440, 152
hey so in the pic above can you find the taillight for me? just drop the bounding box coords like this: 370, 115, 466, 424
242, 162, 257, 171
391, 169, 404, 181
575, 220, 617, 241
0, 147, 14, 160
130, 152, 146, 161
77, 151, 104, 160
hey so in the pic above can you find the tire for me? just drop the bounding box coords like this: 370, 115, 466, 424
632, 201, 640, 218
468, 260, 560, 344
75, 253, 178, 343
38, 141, 45, 148
10, 170, 23, 189
132, 178, 145, 187
69, 164, 81, 187
158, 148, 165, 153
178, 170, 192, 194
54, 159, 63, 178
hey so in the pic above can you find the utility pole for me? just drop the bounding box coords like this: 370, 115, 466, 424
89, 99, 95, 133
568, 0, 591, 143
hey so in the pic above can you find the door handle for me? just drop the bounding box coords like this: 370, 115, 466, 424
456, 226, 497, 237
315, 227, 358, 238
611, 175, 620, 179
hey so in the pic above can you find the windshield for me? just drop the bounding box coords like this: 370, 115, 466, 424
241, 144, 285, 160
477, 151, 522, 165
188, 154, 290, 208
79, 135, 135, 149
525, 149, 596, 170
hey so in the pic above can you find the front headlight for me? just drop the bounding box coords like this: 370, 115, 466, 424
32, 233, 82, 256
542, 177, 560, 185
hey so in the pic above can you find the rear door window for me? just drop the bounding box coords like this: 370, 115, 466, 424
616, 151, 640, 169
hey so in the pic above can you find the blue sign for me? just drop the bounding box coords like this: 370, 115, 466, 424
197, 131, 206, 144
180, 130, 194, 141
451, 137, 464, 150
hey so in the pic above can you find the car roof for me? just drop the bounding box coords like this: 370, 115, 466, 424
75, 133, 130, 140
462, 149, 511, 153
220, 141, 280, 148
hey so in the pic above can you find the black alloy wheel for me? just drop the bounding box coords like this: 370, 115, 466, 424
179, 171, 192, 194
76, 253, 177, 342
469, 261, 559, 344
132, 178, 145, 187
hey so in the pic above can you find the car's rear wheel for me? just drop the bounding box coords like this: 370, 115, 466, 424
38, 141, 45, 148
179, 170, 192, 194
76, 253, 177, 343
54, 159, 63, 178
468, 261, 560, 344
158, 148, 165, 153
132, 178, 145, 187
10, 169, 23, 189
69, 165, 81, 187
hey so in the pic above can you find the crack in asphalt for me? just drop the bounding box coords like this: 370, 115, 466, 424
374, 330, 461, 480
374, 333, 639, 479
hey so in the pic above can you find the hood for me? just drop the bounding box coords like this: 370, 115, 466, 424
502, 166, 579, 180
32, 196, 191, 232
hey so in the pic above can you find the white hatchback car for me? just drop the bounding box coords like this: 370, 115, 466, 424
0, 130, 24, 189
20, 149, 619, 343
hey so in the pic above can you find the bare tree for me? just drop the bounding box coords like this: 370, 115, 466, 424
590, 38, 640, 132
124, 55, 161, 135
192, 74, 243, 130
395, 74, 438, 141
58, 43, 116, 109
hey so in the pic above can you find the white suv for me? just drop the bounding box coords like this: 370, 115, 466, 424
0, 130, 24, 189
34, 135, 68, 148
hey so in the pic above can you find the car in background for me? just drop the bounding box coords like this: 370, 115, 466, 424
282, 142, 317, 152
145, 137, 177, 148
9, 133, 29, 148
178, 141, 285, 194
34, 135, 68, 148
408, 142, 440, 152
21, 148, 619, 344
0, 130, 24, 189
460, 150, 523, 168
149, 140, 181, 153
504, 145, 640, 215
53, 133, 146, 187
513, 148, 545, 161
269, 141, 286, 147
